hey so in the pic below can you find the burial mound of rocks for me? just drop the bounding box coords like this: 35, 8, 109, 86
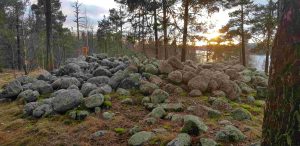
0, 54, 267, 145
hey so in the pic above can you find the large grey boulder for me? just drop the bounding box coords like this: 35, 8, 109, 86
119, 73, 141, 89
81, 83, 98, 97
158, 61, 174, 74
150, 89, 169, 104
32, 104, 53, 118
167, 133, 191, 146
59, 63, 81, 75
52, 77, 81, 89
16, 76, 37, 85
30, 80, 53, 94
109, 70, 130, 89
87, 76, 110, 86
93, 66, 112, 77
188, 75, 210, 92
84, 94, 105, 108
23, 102, 39, 116
219, 80, 241, 100
140, 82, 159, 95
181, 115, 208, 135
215, 125, 246, 142
128, 131, 155, 146
1, 80, 23, 98
17, 90, 40, 103
167, 56, 184, 70
51, 89, 83, 113
168, 71, 183, 84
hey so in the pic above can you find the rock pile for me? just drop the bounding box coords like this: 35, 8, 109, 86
0, 54, 268, 145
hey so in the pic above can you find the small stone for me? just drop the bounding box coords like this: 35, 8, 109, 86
129, 125, 142, 135
103, 112, 115, 120
167, 133, 191, 146
181, 115, 208, 136
91, 130, 108, 139
187, 106, 196, 112
200, 138, 218, 146
150, 89, 169, 104
128, 131, 155, 146
218, 120, 232, 126
231, 108, 252, 121
121, 98, 133, 105
117, 88, 130, 96
211, 98, 232, 111
149, 106, 166, 118
84, 94, 105, 109
247, 95, 256, 103
145, 117, 157, 125
215, 125, 246, 142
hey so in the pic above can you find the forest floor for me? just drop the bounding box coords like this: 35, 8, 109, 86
0, 70, 264, 146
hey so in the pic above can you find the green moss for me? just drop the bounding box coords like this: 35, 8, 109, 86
179, 91, 188, 97
114, 128, 126, 134
37, 93, 51, 101
103, 101, 112, 108
254, 100, 265, 107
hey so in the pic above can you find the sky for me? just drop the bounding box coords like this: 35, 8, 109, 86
30, 0, 267, 34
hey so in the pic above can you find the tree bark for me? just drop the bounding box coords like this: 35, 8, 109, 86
163, 0, 168, 60
241, 3, 246, 66
45, 0, 52, 71
262, 0, 300, 145
154, 7, 159, 59
181, 0, 189, 62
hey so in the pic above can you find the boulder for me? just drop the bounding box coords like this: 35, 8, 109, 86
30, 80, 53, 94
158, 61, 174, 74
211, 90, 226, 97
51, 89, 83, 113
140, 82, 159, 95
215, 125, 246, 142
69, 110, 89, 120
167, 133, 191, 146
23, 102, 39, 116
99, 84, 112, 94
121, 98, 133, 105
211, 98, 232, 111
200, 138, 218, 146
128, 131, 155, 146
16, 76, 37, 85
182, 71, 196, 83
59, 63, 81, 75
189, 89, 202, 97
93, 66, 112, 77
103, 112, 115, 120
167, 56, 184, 70
149, 106, 166, 118
181, 115, 208, 135
168, 71, 183, 84
239, 82, 256, 94
219, 80, 241, 100
119, 73, 141, 89
81, 83, 98, 97
109, 70, 130, 89
231, 108, 252, 121
17, 90, 40, 103
84, 94, 105, 108
144, 64, 158, 75
2, 80, 23, 99
160, 103, 184, 112
87, 76, 110, 86
52, 77, 81, 89
150, 89, 169, 104
149, 75, 163, 86
188, 75, 210, 92
252, 76, 268, 87
32, 104, 53, 118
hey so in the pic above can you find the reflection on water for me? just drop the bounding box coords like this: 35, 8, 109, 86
196, 50, 268, 71
249, 54, 267, 71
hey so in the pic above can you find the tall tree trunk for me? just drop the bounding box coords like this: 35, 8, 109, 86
163, 0, 168, 60
45, 0, 52, 71
241, 3, 246, 66
154, 8, 159, 59
15, 4, 22, 71
262, 0, 300, 145
181, 0, 189, 62
265, 0, 273, 75
142, 9, 145, 53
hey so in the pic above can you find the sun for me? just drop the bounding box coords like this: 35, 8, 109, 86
195, 32, 222, 46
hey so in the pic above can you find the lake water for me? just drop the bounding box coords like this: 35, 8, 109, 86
195, 50, 267, 71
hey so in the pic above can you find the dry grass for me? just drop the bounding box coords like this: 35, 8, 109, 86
0, 69, 47, 88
